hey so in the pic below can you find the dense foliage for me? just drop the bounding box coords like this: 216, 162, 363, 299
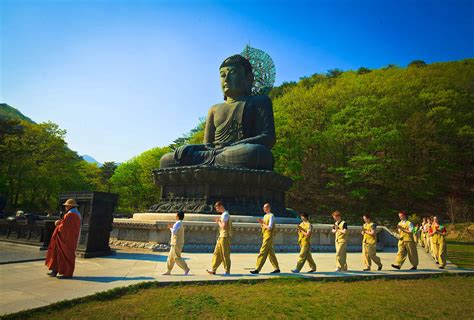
0, 119, 105, 212
269, 59, 473, 219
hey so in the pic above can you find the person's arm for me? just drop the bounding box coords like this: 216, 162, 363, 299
398, 222, 412, 233
169, 221, 181, 235
428, 226, 436, 236
300, 223, 312, 237
231, 96, 276, 148
440, 226, 447, 236
56, 212, 73, 233
215, 212, 229, 229
257, 215, 273, 230
364, 224, 376, 236
338, 222, 348, 234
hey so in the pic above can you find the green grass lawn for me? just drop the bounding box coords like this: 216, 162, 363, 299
447, 241, 474, 268
5, 276, 474, 320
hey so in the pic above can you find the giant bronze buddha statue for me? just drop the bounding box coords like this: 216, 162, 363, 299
159, 54, 276, 171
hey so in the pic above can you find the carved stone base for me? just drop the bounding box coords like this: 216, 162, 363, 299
148, 166, 293, 217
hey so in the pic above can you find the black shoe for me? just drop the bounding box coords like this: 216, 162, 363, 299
391, 264, 401, 270
250, 269, 259, 274
56, 274, 72, 279
410, 266, 417, 270
206, 269, 216, 275
439, 266, 445, 269
270, 269, 281, 274
378, 265, 383, 271
435, 261, 439, 264
363, 268, 371, 271
308, 269, 316, 273
47, 271, 58, 277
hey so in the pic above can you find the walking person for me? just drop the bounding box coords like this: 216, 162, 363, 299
430, 216, 448, 269
423, 217, 432, 253
291, 212, 317, 273
163, 210, 190, 275
45, 199, 81, 278
207, 201, 232, 275
250, 203, 280, 274
332, 211, 348, 272
391, 211, 419, 270
361, 214, 383, 271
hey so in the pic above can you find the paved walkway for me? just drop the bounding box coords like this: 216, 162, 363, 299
1, 245, 472, 315
0, 242, 46, 264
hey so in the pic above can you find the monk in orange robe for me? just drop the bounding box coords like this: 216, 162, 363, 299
45, 198, 81, 278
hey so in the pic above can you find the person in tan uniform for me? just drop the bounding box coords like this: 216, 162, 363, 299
420, 217, 427, 248
250, 203, 280, 274
392, 211, 419, 270
207, 201, 232, 275
423, 217, 432, 253
163, 210, 190, 275
331, 211, 348, 272
361, 214, 383, 271
291, 212, 317, 273
430, 216, 448, 269
429, 215, 437, 260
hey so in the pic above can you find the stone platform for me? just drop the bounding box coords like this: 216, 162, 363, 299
111, 213, 398, 252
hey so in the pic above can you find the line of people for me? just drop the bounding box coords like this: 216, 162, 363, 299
45, 199, 447, 278
164, 202, 446, 276
418, 216, 447, 268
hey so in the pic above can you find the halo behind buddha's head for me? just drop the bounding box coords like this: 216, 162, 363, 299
220, 54, 254, 99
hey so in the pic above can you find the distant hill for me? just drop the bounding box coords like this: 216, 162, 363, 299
81, 155, 102, 166
0, 103, 35, 123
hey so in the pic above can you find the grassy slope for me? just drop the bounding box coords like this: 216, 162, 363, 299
5, 276, 474, 320
447, 241, 474, 268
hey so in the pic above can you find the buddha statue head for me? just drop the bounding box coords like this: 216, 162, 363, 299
219, 54, 254, 100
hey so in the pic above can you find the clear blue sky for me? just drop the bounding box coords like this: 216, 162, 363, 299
1, 0, 473, 163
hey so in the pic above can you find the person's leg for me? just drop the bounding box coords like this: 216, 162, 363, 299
395, 241, 408, 267
407, 241, 419, 267
173, 245, 189, 272
306, 246, 317, 271
166, 246, 176, 272
430, 237, 436, 259
222, 237, 231, 273
340, 242, 348, 271
267, 240, 280, 270
439, 240, 447, 267
432, 239, 439, 260
211, 238, 223, 272
363, 243, 371, 269
256, 237, 270, 271
295, 244, 308, 271
369, 244, 382, 268
336, 242, 347, 270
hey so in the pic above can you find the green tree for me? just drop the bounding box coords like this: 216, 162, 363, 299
110, 147, 170, 213
100, 161, 117, 192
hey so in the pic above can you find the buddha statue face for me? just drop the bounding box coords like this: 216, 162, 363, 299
219, 55, 253, 100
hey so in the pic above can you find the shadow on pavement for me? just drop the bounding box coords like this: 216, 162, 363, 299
102, 252, 170, 262
71, 276, 155, 283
